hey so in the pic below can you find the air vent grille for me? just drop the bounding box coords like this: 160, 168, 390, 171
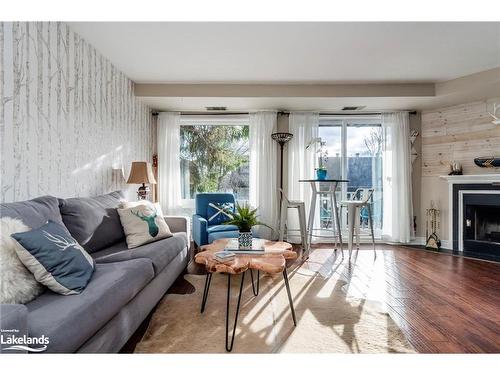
342, 106, 366, 111
205, 106, 227, 111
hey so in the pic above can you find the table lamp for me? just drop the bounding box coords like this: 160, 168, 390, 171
127, 161, 157, 200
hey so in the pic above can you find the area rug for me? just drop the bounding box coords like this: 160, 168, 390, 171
135, 250, 415, 353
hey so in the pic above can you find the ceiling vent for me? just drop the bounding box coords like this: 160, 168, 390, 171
342, 106, 366, 111
205, 106, 227, 111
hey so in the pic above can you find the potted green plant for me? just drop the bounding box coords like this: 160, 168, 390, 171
223, 203, 271, 248
306, 137, 329, 180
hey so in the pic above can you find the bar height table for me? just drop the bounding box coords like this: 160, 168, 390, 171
299, 179, 349, 255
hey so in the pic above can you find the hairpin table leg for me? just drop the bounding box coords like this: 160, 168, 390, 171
250, 269, 260, 296
225, 272, 245, 352
282, 268, 297, 326
201, 272, 212, 313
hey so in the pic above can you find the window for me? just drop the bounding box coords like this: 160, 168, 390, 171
319, 116, 383, 237
179, 116, 250, 205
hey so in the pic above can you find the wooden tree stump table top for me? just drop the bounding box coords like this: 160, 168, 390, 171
195, 239, 297, 275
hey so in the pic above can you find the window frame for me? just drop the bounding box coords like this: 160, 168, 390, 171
178, 114, 250, 210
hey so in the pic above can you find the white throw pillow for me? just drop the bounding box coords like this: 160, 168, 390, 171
117, 201, 172, 249
119, 200, 164, 216
0, 217, 45, 304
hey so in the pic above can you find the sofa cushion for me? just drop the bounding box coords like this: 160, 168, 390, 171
91, 232, 188, 275
0, 196, 63, 228
206, 224, 239, 234
25, 259, 154, 353
58, 191, 125, 253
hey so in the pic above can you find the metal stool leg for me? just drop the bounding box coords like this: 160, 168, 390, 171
355, 206, 361, 250
331, 183, 343, 256
201, 272, 212, 313
368, 204, 376, 258
282, 268, 297, 326
330, 193, 338, 251
250, 269, 260, 296
279, 199, 287, 242
225, 272, 245, 352
298, 204, 308, 259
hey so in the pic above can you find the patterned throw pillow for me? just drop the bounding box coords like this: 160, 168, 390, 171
11, 221, 95, 295
117, 201, 173, 249
207, 202, 234, 226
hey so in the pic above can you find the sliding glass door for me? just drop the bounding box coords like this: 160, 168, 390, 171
319, 116, 383, 239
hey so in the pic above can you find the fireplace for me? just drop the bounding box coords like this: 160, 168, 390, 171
442, 175, 500, 260
461, 192, 500, 254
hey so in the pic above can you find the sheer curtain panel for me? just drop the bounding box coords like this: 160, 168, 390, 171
249, 112, 279, 239
157, 112, 182, 215
381, 112, 413, 243
287, 112, 319, 243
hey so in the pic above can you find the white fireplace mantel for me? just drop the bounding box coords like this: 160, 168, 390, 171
440, 174, 500, 250
440, 174, 500, 184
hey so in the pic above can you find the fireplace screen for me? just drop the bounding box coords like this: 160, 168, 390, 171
463, 193, 500, 253
465, 205, 500, 243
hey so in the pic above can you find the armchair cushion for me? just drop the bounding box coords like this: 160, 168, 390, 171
206, 202, 234, 225
195, 193, 236, 217
207, 224, 239, 233
208, 230, 240, 243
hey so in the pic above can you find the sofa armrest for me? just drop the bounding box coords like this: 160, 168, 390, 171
164, 216, 189, 234
0, 304, 28, 353
192, 214, 208, 247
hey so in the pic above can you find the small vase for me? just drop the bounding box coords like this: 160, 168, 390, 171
316, 169, 327, 180
238, 231, 252, 249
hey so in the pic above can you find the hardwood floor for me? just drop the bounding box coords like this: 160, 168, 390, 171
122, 243, 500, 353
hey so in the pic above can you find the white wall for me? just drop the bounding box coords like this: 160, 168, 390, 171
0, 22, 154, 203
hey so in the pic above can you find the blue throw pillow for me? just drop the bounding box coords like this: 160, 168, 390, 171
207, 202, 234, 226
11, 221, 95, 295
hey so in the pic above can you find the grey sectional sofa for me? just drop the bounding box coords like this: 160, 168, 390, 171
0, 192, 189, 353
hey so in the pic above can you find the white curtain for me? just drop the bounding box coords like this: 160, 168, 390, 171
249, 112, 278, 239
287, 112, 319, 242
382, 112, 413, 243
157, 112, 182, 215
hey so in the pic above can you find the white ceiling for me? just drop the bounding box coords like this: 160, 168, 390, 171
69, 22, 500, 84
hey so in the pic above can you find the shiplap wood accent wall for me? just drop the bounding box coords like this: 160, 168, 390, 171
421, 100, 500, 177
0, 22, 154, 203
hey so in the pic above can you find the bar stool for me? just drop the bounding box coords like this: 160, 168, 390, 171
340, 188, 376, 257
278, 189, 309, 259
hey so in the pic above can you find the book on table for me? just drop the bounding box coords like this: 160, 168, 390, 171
224, 238, 266, 254
214, 250, 235, 261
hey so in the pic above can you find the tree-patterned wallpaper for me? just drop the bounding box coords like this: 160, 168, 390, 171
0, 22, 154, 203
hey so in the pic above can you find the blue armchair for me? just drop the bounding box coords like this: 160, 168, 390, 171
192, 193, 239, 247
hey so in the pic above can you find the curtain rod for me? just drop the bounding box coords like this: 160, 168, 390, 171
152, 112, 249, 116
152, 110, 417, 116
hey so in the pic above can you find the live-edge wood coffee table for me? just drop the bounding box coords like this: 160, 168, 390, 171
194, 238, 298, 352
